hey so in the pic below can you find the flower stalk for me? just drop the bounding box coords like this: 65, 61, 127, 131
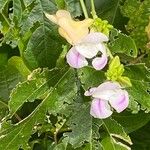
80, 0, 89, 18
90, 0, 97, 19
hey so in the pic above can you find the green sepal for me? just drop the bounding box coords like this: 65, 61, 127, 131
90, 18, 113, 35
118, 76, 132, 87
106, 56, 132, 87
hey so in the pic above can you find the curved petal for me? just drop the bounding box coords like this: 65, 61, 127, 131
92, 82, 122, 100
90, 99, 112, 119
84, 87, 97, 96
75, 43, 99, 59
92, 54, 107, 70
80, 32, 109, 43
66, 47, 88, 68
109, 90, 129, 113
56, 10, 71, 19
97, 81, 121, 91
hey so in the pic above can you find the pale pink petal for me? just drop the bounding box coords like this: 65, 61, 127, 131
109, 90, 129, 113
66, 47, 88, 68
75, 43, 99, 59
92, 82, 122, 100
80, 32, 109, 43
90, 99, 112, 119
92, 54, 108, 70
84, 87, 97, 96
97, 81, 121, 91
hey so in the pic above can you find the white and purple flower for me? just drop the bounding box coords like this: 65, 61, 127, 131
84, 81, 129, 119
66, 32, 109, 70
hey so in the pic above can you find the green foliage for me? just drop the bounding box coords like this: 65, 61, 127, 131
106, 56, 132, 87
121, 0, 150, 51
109, 28, 138, 58
0, 68, 77, 149
124, 64, 150, 113
0, 0, 150, 149
113, 111, 150, 133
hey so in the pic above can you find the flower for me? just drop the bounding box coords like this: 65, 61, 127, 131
84, 81, 129, 119
66, 32, 108, 70
45, 10, 93, 44
46, 10, 109, 70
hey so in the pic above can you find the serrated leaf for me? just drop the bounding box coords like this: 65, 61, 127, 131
109, 30, 138, 58
78, 67, 105, 90
23, 20, 65, 69
124, 64, 150, 112
0, 68, 77, 150
8, 68, 65, 117
101, 118, 132, 150
120, 0, 150, 51
65, 103, 103, 149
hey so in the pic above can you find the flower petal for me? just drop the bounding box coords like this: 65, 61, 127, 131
92, 82, 122, 100
97, 81, 121, 91
66, 47, 88, 68
84, 87, 97, 96
75, 43, 100, 58
56, 10, 71, 19
80, 32, 109, 43
90, 99, 112, 119
109, 90, 129, 113
92, 54, 108, 70
58, 18, 92, 44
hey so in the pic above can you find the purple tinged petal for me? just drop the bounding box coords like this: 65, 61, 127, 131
92, 54, 108, 70
92, 82, 122, 100
66, 47, 88, 68
90, 98, 112, 119
109, 90, 129, 113
84, 87, 97, 96
97, 81, 121, 91
80, 32, 109, 44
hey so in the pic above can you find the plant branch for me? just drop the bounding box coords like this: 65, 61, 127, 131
90, 0, 97, 19
80, 0, 89, 18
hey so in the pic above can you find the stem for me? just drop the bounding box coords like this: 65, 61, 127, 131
129, 54, 146, 64
80, 0, 89, 18
90, 0, 97, 19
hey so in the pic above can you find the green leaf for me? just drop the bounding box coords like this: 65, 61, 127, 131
78, 66, 105, 90
101, 136, 130, 150
65, 103, 103, 149
64, 0, 82, 17
130, 121, 150, 150
0, 68, 77, 150
120, 0, 150, 51
1, 0, 65, 69
8, 56, 31, 78
0, 99, 8, 120
101, 118, 132, 149
86, 0, 127, 30
109, 29, 138, 58
124, 64, 150, 112
55, 0, 65, 9
0, 65, 23, 101
24, 20, 65, 69
113, 111, 150, 133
